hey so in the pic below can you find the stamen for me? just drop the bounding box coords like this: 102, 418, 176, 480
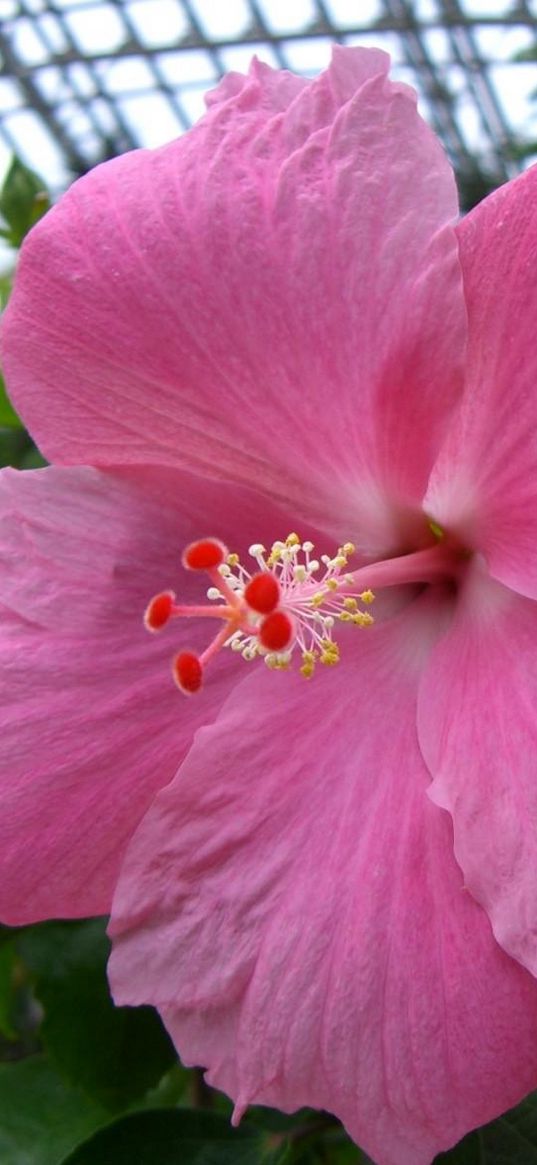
144, 533, 376, 694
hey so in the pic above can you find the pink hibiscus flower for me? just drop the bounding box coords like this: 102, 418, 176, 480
2, 45, 537, 1165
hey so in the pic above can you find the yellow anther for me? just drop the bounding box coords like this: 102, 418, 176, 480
286, 532, 300, 547
333, 555, 347, 569
360, 589, 375, 604
268, 540, 288, 567
311, 591, 326, 607
227, 552, 240, 567
352, 612, 374, 627
342, 542, 356, 557
320, 650, 340, 666
338, 611, 352, 622
343, 597, 358, 611
326, 578, 339, 592
300, 650, 317, 679
320, 638, 339, 659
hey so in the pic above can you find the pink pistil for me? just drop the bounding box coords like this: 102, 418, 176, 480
345, 542, 465, 592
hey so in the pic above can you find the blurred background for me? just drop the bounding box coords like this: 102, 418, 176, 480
1, 0, 536, 205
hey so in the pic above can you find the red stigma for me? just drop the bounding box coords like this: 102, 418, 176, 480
173, 651, 203, 694
244, 572, 280, 614
259, 610, 294, 652
144, 591, 174, 631
183, 538, 227, 571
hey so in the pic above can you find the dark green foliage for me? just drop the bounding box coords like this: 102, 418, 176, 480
0, 370, 22, 429
59, 1108, 283, 1165
0, 156, 50, 249
17, 919, 176, 1111
435, 1130, 483, 1164
0, 1056, 108, 1165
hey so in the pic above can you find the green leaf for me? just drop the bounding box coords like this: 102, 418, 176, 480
0, 940, 17, 1039
17, 919, 176, 1110
0, 157, 50, 247
246, 1109, 361, 1163
505, 138, 537, 161
59, 1108, 281, 1165
0, 1055, 109, 1165
0, 271, 12, 308
135, 1062, 192, 1110
0, 927, 43, 1055
246, 1109, 320, 1135
19, 445, 47, 469
327, 1147, 364, 1165
434, 1130, 483, 1163
0, 924, 21, 948
481, 1092, 537, 1164
0, 428, 33, 469
0, 370, 22, 428
513, 44, 537, 62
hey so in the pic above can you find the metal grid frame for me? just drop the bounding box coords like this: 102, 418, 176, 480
0, 0, 536, 196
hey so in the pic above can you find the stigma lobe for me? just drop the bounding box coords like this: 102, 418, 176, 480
183, 538, 227, 571
173, 651, 203, 694
144, 532, 375, 695
144, 590, 175, 631
244, 572, 280, 614
259, 610, 294, 651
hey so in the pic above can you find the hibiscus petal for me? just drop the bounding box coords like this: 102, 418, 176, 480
425, 164, 537, 598
419, 558, 537, 977
205, 55, 307, 113
109, 598, 537, 1165
0, 464, 296, 922
2, 47, 465, 554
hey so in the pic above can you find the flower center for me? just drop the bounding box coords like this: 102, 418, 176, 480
144, 530, 466, 695
144, 534, 375, 694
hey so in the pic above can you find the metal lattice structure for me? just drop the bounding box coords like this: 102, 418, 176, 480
0, 0, 536, 198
